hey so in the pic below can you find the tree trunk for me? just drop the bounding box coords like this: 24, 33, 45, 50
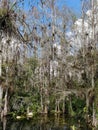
69, 97, 75, 116
55, 100, 58, 113
3, 89, 8, 116
40, 88, 43, 113
91, 65, 95, 88
2, 117, 7, 130
0, 85, 3, 112
86, 92, 89, 113
0, 55, 1, 77
92, 102, 97, 127
55, 100, 60, 113
44, 104, 48, 114
57, 101, 60, 113
62, 99, 65, 113
0, 44, 3, 115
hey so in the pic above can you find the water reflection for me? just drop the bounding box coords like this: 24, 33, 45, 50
0, 115, 97, 130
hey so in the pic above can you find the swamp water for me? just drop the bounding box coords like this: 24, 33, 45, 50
0, 115, 97, 130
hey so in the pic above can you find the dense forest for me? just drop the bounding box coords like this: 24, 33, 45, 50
0, 0, 98, 128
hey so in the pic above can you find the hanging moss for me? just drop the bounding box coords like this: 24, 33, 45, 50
0, 8, 7, 17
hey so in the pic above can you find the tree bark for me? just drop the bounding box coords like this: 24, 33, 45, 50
62, 99, 65, 113
3, 89, 8, 116
0, 85, 3, 113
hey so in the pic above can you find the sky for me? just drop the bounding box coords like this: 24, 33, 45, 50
65, 0, 81, 13
56, 0, 81, 16
23, 0, 81, 15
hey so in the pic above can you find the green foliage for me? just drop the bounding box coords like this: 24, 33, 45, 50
28, 90, 41, 113
49, 94, 56, 111
2, 56, 41, 116
10, 91, 41, 115
71, 95, 86, 117
27, 57, 38, 73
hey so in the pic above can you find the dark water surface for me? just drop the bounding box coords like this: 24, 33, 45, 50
0, 115, 96, 130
